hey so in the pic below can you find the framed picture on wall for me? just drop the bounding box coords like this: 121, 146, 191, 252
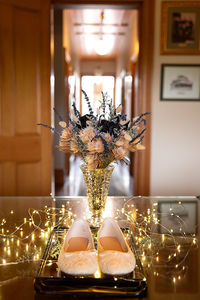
161, 1, 200, 54
158, 201, 198, 235
160, 64, 200, 101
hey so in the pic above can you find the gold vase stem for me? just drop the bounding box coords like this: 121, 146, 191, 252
80, 164, 114, 226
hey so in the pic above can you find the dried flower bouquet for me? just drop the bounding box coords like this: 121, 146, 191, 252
38, 90, 149, 170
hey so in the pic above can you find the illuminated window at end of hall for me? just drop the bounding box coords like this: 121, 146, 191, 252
81, 76, 115, 115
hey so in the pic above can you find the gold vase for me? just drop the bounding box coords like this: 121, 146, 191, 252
80, 164, 114, 226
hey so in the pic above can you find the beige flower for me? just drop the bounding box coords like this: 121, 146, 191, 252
59, 121, 67, 128
79, 127, 95, 143
116, 104, 122, 113
128, 144, 137, 152
129, 139, 145, 152
115, 136, 129, 148
123, 132, 132, 142
85, 154, 99, 170
59, 140, 70, 152
70, 140, 79, 153
87, 139, 104, 153
112, 146, 127, 160
61, 127, 71, 141
104, 133, 112, 143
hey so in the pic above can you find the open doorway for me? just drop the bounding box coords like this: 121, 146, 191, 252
52, 1, 153, 196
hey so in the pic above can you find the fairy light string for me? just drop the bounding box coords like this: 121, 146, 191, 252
0, 197, 198, 284
115, 198, 198, 283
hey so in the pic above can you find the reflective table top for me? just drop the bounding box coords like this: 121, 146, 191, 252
0, 196, 199, 300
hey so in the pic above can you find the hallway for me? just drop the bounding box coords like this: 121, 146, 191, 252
54, 8, 138, 196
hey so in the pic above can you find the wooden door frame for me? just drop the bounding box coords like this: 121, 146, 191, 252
51, 0, 154, 196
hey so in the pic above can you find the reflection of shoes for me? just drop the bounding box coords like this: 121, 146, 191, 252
98, 217, 136, 275
57, 219, 98, 275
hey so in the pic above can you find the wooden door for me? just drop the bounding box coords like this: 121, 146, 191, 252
0, 0, 52, 196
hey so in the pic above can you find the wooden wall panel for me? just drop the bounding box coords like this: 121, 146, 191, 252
0, 0, 40, 10
0, 136, 41, 162
40, 0, 52, 196
17, 163, 41, 195
0, 5, 15, 136
15, 9, 40, 135
0, 163, 16, 196
0, 166, 2, 194
0, 0, 51, 196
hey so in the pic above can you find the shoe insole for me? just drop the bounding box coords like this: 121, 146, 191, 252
100, 236, 124, 252
66, 237, 89, 252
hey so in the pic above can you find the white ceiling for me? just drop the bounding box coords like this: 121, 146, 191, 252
63, 9, 138, 60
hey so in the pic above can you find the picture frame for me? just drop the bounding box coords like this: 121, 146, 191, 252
157, 201, 198, 235
160, 64, 200, 101
161, 1, 200, 54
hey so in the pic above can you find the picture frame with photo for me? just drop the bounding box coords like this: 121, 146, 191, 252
161, 1, 200, 54
160, 64, 200, 101
157, 201, 198, 235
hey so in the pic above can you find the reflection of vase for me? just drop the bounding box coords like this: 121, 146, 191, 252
80, 164, 114, 226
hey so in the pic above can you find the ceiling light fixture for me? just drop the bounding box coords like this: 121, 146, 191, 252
94, 11, 111, 56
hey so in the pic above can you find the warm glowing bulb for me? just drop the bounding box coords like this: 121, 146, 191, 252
94, 38, 111, 55
94, 268, 101, 278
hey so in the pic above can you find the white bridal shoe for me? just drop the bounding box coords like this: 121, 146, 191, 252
98, 217, 136, 275
57, 219, 98, 275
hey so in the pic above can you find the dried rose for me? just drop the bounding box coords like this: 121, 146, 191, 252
85, 153, 99, 170
59, 140, 70, 152
61, 127, 71, 141
104, 133, 112, 143
115, 136, 129, 148
112, 146, 127, 160
129, 140, 145, 152
123, 132, 132, 142
59, 121, 67, 128
79, 127, 95, 143
70, 140, 79, 153
136, 144, 145, 150
116, 104, 122, 113
87, 139, 104, 153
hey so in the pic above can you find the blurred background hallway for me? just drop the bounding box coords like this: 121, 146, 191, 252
53, 8, 139, 196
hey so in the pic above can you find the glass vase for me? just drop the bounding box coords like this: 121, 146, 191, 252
80, 164, 114, 226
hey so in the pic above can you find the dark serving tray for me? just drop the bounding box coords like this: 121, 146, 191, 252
34, 226, 147, 297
